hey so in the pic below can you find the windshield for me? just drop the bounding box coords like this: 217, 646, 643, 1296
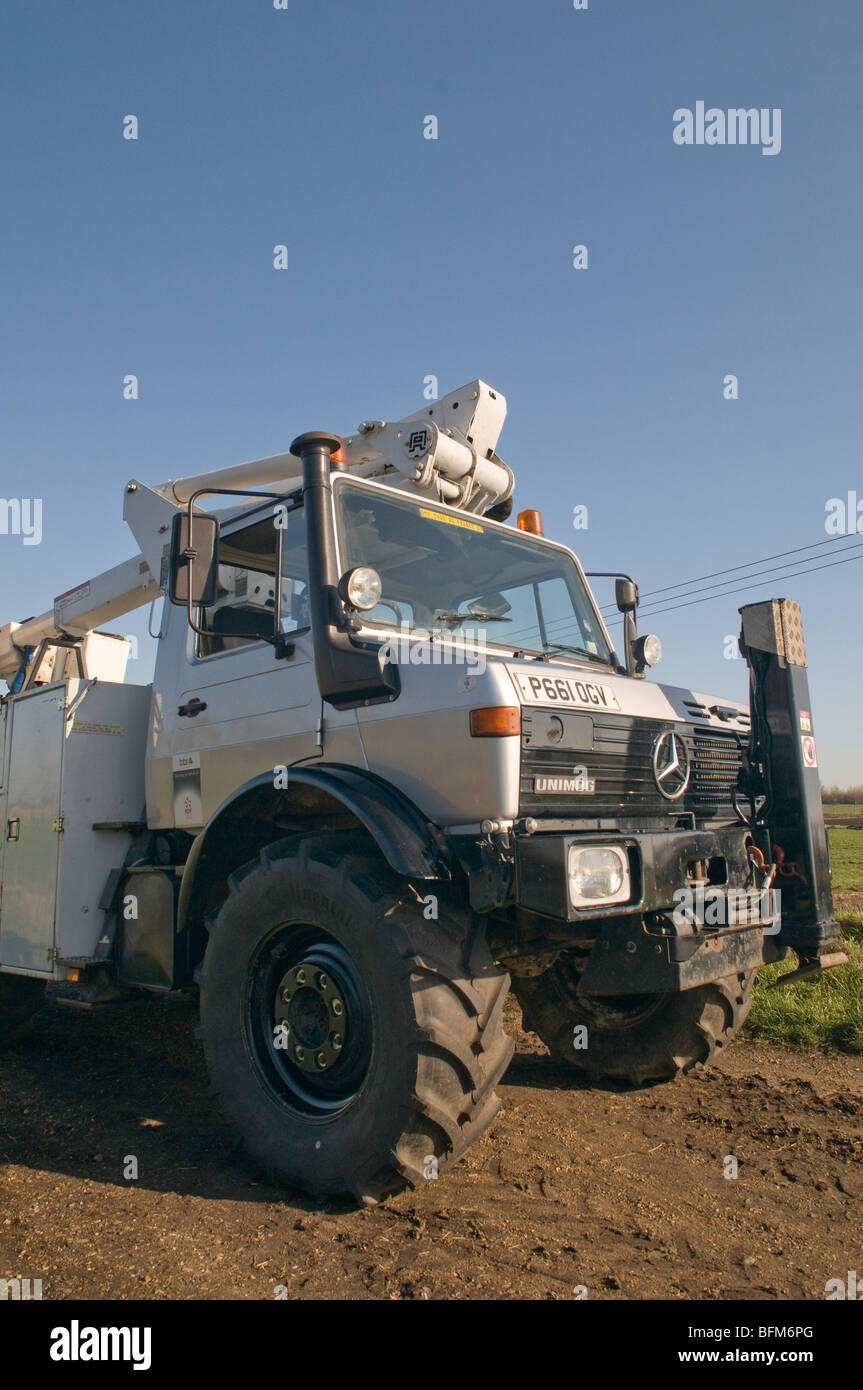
335, 482, 613, 665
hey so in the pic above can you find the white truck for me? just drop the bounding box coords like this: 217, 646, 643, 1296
0, 381, 843, 1202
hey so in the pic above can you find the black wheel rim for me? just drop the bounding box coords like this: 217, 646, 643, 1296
247, 924, 373, 1118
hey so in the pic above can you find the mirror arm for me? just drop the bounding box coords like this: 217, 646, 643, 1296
622, 610, 639, 678
584, 572, 641, 678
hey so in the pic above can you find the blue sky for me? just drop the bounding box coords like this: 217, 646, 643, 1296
1, 0, 860, 783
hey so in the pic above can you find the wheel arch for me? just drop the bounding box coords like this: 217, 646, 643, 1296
178, 762, 450, 951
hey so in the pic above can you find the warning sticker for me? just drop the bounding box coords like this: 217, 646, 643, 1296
54, 580, 91, 614
173, 752, 202, 824
419, 508, 482, 533
802, 735, 817, 768
799, 710, 812, 732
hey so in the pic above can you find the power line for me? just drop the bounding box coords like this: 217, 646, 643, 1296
513, 539, 863, 644
455, 532, 863, 650
599, 539, 863, 615
598, 530, 860, 611
603, 546, 863, 626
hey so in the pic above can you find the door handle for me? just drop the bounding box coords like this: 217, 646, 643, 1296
178, 699, 208, 718
7, 818, 20, 841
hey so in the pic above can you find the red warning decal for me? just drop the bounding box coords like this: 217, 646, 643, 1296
802, 735, 817, 768
799, 709, 812, 732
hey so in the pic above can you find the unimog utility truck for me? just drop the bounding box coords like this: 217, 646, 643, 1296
0, 381, 845, 1202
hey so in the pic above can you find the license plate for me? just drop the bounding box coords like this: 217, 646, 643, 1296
510, 670, 621, 711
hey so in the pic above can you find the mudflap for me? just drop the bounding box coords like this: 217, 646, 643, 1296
577, 918, 787, 997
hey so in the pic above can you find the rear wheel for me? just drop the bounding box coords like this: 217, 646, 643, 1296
0, 975, 45, 1047
199, 834, 513, 1203
513, 953, 755, 1086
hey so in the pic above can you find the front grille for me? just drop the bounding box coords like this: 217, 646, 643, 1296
520, 711, 745, 822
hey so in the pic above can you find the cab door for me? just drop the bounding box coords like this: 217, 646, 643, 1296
167, 500, 322, 828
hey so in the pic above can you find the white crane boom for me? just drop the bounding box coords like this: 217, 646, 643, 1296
0, 380, 512, 685
0, 558, 159, 684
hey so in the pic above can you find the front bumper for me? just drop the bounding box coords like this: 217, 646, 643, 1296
508, 817, 839, 995
575, 914, 787, 996
515, 825, 753, 923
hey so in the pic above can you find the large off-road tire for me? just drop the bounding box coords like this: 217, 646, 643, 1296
198, 833, 513, 1203
0, 975, 45, 1047
513, 953, 755, 1086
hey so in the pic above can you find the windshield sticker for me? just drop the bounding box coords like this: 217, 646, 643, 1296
419, 508, 482, 533
510, 670, 621, 711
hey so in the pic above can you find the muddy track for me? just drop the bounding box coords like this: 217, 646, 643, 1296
0, 995, 859, 1300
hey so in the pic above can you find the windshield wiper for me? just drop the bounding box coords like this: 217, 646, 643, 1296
435, 612, 512, 625
541, 642, 610, 666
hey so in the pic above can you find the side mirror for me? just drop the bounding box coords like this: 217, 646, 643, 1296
468, 591, 512, 618
615, 578, 638, 612
168, 512, 219, 607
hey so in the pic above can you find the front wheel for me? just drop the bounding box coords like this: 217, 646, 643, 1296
198, 834, 513, 1203
513, 954, 755, 1086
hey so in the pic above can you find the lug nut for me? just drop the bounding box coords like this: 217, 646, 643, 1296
316, 1052, 328, 1069
294, 1046, 305, 1062
281, 987, 291, 1002
332, 1033, 343, 1050
317, 973, 328, 990
331, 999, 344, 1016
295, 969, 306, 985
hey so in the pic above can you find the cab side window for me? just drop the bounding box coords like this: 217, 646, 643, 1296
197, 504, 309, 658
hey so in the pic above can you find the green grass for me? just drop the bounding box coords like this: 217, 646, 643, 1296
826, 827, 863, 892
744, 827, 863, 1054
822, 802, 863, 818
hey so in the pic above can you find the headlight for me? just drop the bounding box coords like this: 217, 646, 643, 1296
568, 844, 631, 907
338, 566, 382, 611
632, 633, 662, 671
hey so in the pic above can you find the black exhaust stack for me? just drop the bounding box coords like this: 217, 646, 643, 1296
291, 431, 399, 710
738, 599, 842, 964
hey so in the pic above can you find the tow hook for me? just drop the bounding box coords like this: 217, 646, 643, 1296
745, 839, 777, 891
768, 950, 849, 989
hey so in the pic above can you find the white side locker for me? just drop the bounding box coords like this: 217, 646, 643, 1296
0, 681, 152, 977
0, 688, 64, 973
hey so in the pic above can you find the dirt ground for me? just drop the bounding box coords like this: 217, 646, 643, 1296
0, 993, 860, 1301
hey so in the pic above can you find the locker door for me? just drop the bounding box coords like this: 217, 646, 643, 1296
0, 689, 64, 974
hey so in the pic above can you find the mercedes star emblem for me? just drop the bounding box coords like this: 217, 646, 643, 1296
652, 730, 690, 799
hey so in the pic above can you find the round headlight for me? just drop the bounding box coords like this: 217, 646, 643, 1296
633, 633, 662, 669
340, 566, 382, 612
